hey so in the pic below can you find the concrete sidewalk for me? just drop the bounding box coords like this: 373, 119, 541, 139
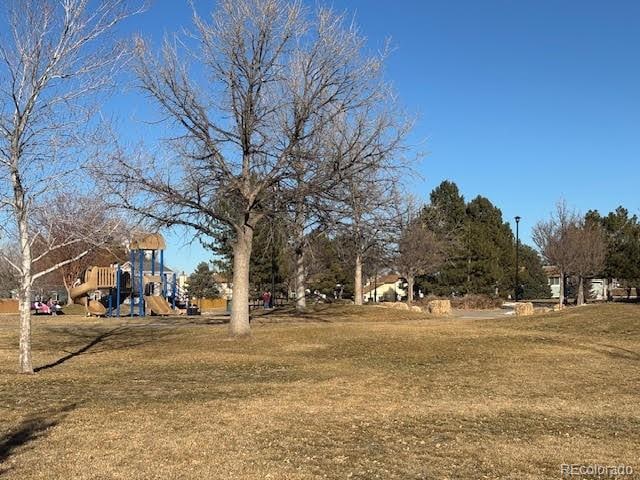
451, 308, 513, 320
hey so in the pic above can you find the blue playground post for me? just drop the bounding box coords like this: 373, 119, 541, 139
115, 264, 121, 318
139, 250, 144, 317
108, 294, 113, 317
172, 272, 177, 309
151, 250, 156, 296
160, 250, 165, 297
130, 250, 135, 318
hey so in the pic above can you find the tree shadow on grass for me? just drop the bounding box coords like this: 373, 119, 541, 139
35, 326, 172, 372
535, 335, 640, 362
0, 403, 77, 475
249, 305, 340, 324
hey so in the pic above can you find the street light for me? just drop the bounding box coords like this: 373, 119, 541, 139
373, 272, 378, 303
515, 216, 521, 302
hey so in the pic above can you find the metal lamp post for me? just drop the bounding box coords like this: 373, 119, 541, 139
374, 272, 377, 303
515, 216, 521, 302
270, 181, 279, 308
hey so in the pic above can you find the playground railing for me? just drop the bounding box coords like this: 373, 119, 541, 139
95, 267, 116, 288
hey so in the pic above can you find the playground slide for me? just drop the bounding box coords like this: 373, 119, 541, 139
87, 300, 107, 316
144, 296, 174, 316
69, 273, 98, 305
69, 267, 114, 317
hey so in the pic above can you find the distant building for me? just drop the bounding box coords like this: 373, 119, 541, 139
177, 271, 188, 288
212, 272, 232, 299
542, 265, 614, 300
363, 274, 406, 302
542, 266, 562, 298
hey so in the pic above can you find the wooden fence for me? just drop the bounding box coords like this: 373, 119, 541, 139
0, 299, 19, 315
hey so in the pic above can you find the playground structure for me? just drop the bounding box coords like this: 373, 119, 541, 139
69, 233, 178, 317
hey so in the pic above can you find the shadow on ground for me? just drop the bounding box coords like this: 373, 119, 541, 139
249, 304, 358, 324
0, 403, 77, 475
35, 326, 173, 372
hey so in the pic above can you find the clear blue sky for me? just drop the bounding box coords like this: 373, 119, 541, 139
115, 0, 640, 273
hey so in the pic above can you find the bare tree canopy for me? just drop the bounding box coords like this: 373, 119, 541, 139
102, 0, 406, 334
32, 193, 129, 304
532, 200, 606, 307
532, 201, 579, 308
396, 202, 447, 303
0, 0, 141, 373
568, 217, 606, 305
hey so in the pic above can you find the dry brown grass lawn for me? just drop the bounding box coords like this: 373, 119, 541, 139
0, 304, 639, 479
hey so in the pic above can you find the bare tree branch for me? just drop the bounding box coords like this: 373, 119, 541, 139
0, 0, 142, 373
98, 0, 406, 332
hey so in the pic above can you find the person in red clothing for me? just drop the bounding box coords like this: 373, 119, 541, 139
262, 291, 271, 309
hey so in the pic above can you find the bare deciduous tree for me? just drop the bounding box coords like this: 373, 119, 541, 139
396, 203, 447, 303
104, 0, 399, 332
32, 193, 128, 304
331, 108, 411, 305
279, 10, 395, 312
0, 0, 140, 373
337, 174, 401, 305
532, 200, 580, 308
569, 218, 606, 305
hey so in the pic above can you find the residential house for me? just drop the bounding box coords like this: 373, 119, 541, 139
543, 265, 614, 301
542, 266, 562, 299
363, 274, 406, 302
213, 272, 232, 299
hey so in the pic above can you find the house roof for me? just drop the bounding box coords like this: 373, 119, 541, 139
363, 274, 402, 294
373, 274, 401, 284
542, 265, 560, 276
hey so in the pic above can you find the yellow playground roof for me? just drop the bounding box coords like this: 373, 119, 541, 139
130, 232, 166, 251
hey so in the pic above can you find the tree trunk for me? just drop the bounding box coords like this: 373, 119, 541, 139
13, 151, 34, 373
354, 253, 363, 305
577, 276, 585, 306
407, 275, 414, 303
558, 270, 565, 309
230, 226, 253, 337
17, 219, 33, 373
18, 278, 33, 374
63, 276, 73, 306
295, 246, 306, 311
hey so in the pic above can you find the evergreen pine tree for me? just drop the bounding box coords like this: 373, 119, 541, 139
465, 196, 514, 295
187, 263, 221, 298
518, 245, 552, 299
418, 180, 550, 298
600, 207, 640, 283
422, 180, 468, 295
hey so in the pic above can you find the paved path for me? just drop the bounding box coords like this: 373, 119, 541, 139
451, 308, 514, 320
